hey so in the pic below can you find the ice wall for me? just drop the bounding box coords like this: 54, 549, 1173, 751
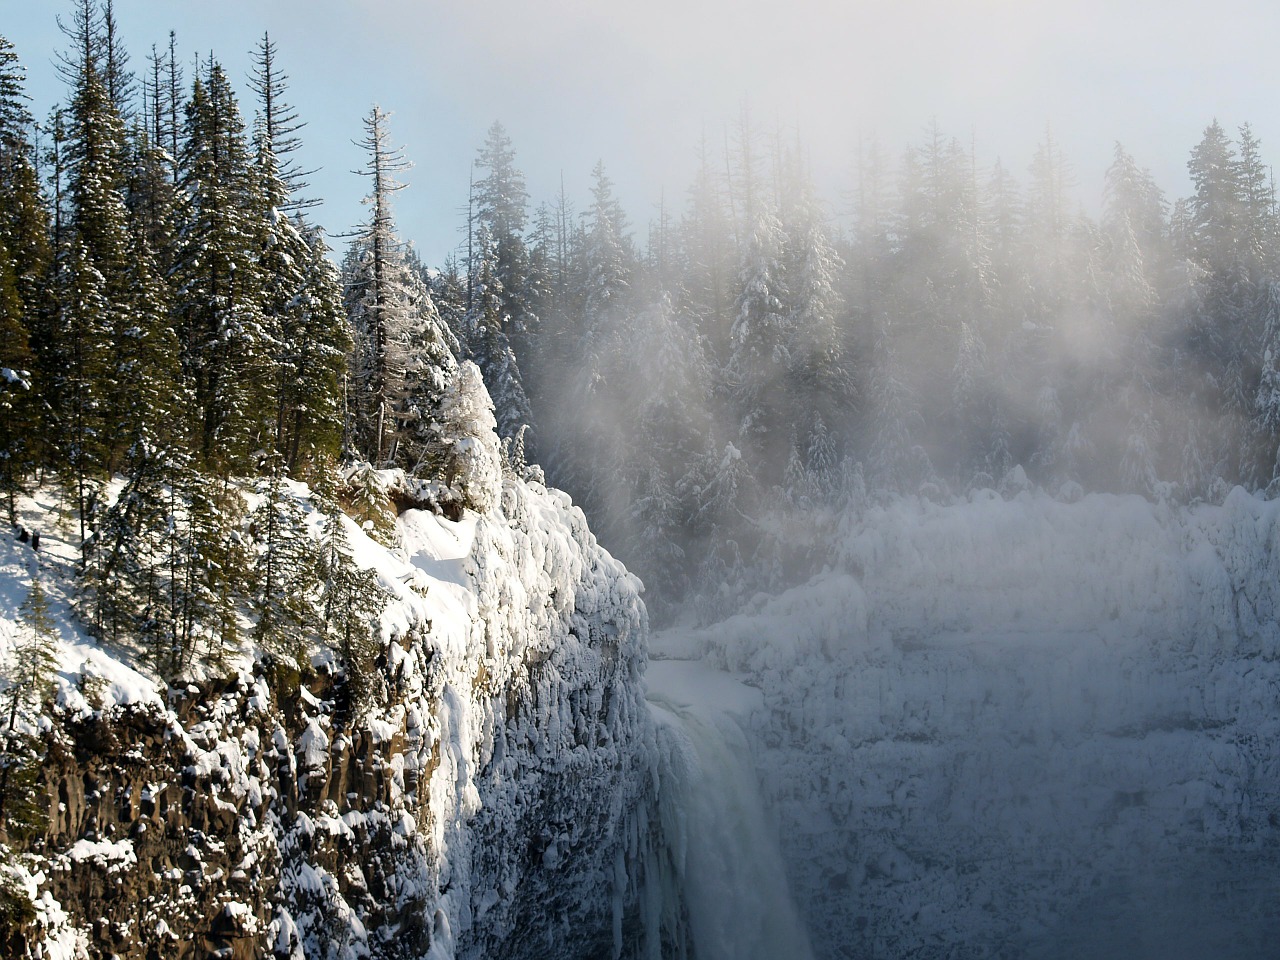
668, 488, 1280, 959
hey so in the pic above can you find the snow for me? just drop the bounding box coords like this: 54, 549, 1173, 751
65, 838, 137, 874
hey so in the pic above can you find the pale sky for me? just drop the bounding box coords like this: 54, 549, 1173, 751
5, 0, 1280, 263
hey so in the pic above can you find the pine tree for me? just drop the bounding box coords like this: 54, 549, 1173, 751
1252, 282, 1280, 487
172, 59, 272, 472
0, 37, 46, 519
728, 206, 790, 482
4, 576, 59, 729
421, 360, 502, 515
465, 225, 532, 441
1235, 123, 1275, 281
1186, 120, 1241, 271
344, 106, 457, 468
0, 575, 58, 839
252, 125, 347, 473
248, 33, 315, 211
779, 155, 847, 474
313, 468, 384, 724
56, 1, 137, 495
472, 122, 536, 395
250, 459, 319, 665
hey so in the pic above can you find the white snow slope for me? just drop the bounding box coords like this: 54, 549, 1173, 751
657, 486, 1280, 960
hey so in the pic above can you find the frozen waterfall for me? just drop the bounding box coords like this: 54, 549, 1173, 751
643, 659, 814, 960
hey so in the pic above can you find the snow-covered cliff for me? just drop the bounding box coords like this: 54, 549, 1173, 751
0, 473, 655, 960
7, 477, 1279, 959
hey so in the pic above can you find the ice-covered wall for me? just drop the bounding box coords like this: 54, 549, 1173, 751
671, 488, 1280, 959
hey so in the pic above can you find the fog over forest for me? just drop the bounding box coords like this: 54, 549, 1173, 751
1, 3, 1279, 960
460, 111, 1280, 620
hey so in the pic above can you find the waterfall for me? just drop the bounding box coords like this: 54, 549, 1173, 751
643, 660, 813, 960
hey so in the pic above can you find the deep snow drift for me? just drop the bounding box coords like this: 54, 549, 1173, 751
657, 487, 1280, 960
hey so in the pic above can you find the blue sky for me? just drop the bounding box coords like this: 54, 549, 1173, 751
6, 1, 1280, 264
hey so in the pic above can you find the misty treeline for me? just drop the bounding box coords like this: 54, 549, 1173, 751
456, 111, 1280, 621
0, 3, 502, 706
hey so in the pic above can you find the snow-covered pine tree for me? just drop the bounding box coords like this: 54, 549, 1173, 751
1251, 281, 1280, 488
778, 152, 847, 484
0, 574, 58, 839
728, 205, 789, 484
344, 106, 458, 469
465, 225, 532, 441
473, 121, 537, 360
114, 229, 181, 454
87, 436, 182, 654
55, 2, 140, 512
313, 467, 385, 724
250, 458, 320, 665
172, 58, 272, 473
252, 122, 348, 474
249, 32, 315, 212
420, 359, 502, 515
0, 36, 46, 521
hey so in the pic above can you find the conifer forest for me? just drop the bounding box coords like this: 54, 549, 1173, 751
2, 3, 1280, 959
8, 5, 1280, 630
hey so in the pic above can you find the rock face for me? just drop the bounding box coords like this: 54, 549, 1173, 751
4, 475, 654, 960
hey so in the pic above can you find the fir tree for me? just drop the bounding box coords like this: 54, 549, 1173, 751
314, 468, 385, 724
250, 459, 319, 665
344, 106, 457, 468
248, 32, 315, 211
0, 575, 58, 839
464, 225, 532, 441
252, 124, 347, 473
172, 59, 272, 472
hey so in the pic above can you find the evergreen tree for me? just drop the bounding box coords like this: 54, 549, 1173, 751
0, 575, 58, 839
252, 125, 347, 473
57, 1, 137, 492
0, 37, 46, 519
779, 156, 847, 472
728, 206, 790, 482
250, 459, 319, 664
248, 32, 315, 211
464, 225, 532, 441
172, 59, 271, 472
421, 360, 502, 515
344, 105, 457, 468
1235, 123, 1276, 281
1186, 120, 1241, 271
4, 576, 59, 729
1252, 282, 1280, 486
314, 468, 384, 723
